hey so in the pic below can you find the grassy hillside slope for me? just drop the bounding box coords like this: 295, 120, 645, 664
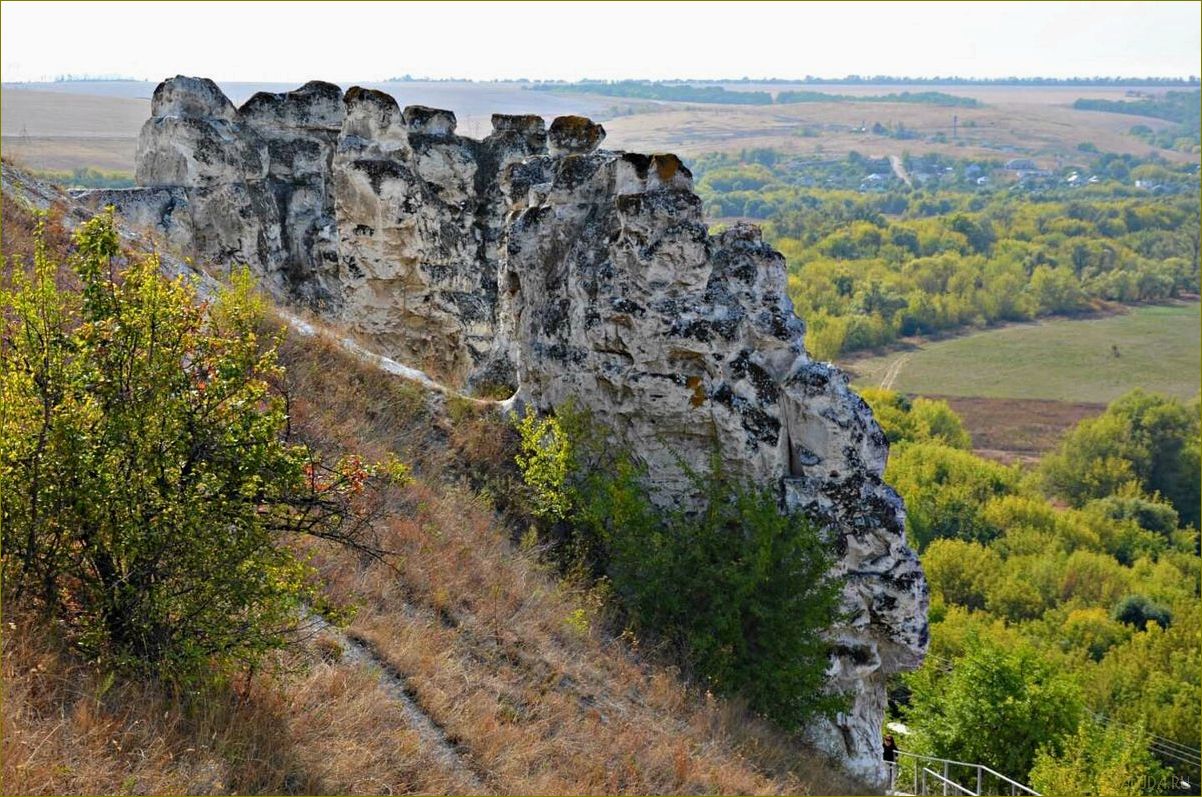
0, 175, 865, 795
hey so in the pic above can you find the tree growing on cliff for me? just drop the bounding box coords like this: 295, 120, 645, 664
514, 406, 847, 730
0, 210, 402, 678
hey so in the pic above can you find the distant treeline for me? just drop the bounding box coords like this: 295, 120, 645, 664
1074, 90, 1201, 150
34, 167, 135, 190
531, 75, 1200, 88
1073, 90, 1201, 127
533, 82, 774, 104
51, 74, 142, 82
776, 90, 979, 107
531, 81, 979, 107
775, 75, 1200, 86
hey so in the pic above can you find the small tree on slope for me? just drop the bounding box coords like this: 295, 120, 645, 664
0, 209, 402, 678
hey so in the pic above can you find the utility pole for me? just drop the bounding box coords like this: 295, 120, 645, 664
952, 115, 958, 140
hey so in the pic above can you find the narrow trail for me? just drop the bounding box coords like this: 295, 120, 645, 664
880, 353, 913, 391
307, 615, 490, 794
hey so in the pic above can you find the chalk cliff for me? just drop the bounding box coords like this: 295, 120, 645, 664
78, 76, 928, 783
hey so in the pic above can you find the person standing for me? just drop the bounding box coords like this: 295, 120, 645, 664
883, 734, 899, 791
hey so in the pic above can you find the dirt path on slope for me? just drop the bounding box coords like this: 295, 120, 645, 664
308, 615, 490, 793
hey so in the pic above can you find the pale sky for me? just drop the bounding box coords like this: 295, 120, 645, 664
1, 1, 1199, 83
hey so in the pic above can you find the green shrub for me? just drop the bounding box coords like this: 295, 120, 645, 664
0, 210, 394, 678
514, 405, 847, 729
1083, 493, 1177, 561
1112, 594, 1172, 630
859, 388, 972, 449
513, 408, 574, 522
886, 442, 1021, 550
1029, 715, 1161, 796
1041, 390, 1200, 529
921, 539, 999, 610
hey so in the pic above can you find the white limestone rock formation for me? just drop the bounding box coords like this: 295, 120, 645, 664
132, 76, 283, 278
76, 77, 928, 784
238, 80, 345, 304
498, 151, 927, 778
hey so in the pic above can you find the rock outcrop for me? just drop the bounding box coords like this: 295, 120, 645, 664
497, 151, 926, 770
77, 76, 928, 783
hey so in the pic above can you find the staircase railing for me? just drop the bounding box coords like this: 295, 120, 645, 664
889, 751, 1040, 796
921, 766, 977, 796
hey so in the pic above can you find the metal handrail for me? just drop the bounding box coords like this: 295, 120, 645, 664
922, 766, 978, 796
896, 750, 1040, 796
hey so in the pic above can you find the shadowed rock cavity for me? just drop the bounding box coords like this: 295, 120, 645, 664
76, 76, 928, 785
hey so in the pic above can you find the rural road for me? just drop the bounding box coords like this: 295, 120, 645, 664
889, 155, 913, 188
880, 353, 913, 391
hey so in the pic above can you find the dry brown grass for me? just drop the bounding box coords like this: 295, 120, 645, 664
0, 137, 138, 174
602, 95, 1196, 164
1, 191, 72, 267
1, 609, 478, 795
935, 396, 1106, 465
305, 483, 865, 795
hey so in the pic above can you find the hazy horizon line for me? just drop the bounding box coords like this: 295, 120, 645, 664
6, 73, 1201, 86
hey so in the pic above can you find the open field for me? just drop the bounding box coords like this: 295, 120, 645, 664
843, 303, 1199, 459
935, 396, 1106, 463
0, 88, 149, 136
844, 302, 1201, 403
1, 89, 149, 172
2, 80, 1196, 175
600, 96, 1191, 162
0, 136, 136, 173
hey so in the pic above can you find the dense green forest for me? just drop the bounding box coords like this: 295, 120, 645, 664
692, 151, 1201, 359
865, 388, 1200, 793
